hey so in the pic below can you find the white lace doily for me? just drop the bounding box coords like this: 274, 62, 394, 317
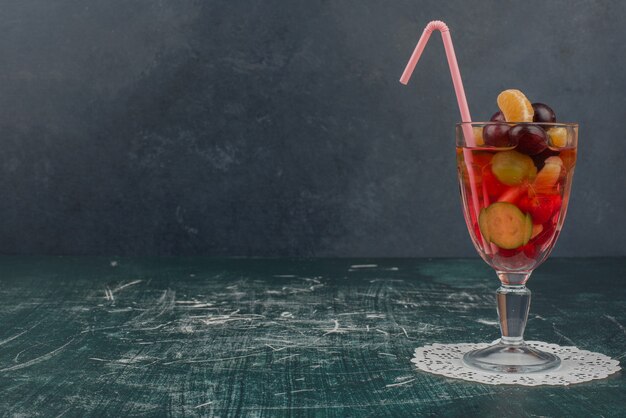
412, 341, 621, 386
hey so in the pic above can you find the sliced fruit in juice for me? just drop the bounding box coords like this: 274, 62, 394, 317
531, 223, 556, 249
471, 151, 494, 168
533, 156, 563, 193
547, 127, 567, 148
479, 202, 533, 249
472, 126, 485, 146
460, 153, 492, 187
497, 89, 534, 122
491, 150, 537, 185
518, 194, 562, 225
531, 224, 543, 239
531, 148, 559, 170
497, 184, 527, 204
482, 167, 508, 198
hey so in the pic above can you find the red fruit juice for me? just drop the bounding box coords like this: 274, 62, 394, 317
457, 146, 576, 273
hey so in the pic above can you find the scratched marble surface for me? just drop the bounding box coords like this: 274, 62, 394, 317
0, 257, 624, 416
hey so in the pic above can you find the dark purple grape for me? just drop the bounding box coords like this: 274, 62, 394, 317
531, 147, 559, 170
483, 123, 511, 147
510, 124, 548, 155
490, 111, 506, 122
532, 103, 556, 124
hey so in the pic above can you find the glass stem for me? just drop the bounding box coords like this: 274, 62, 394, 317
496, 284, 531, 345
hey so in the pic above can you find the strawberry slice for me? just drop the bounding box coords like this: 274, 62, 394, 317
482, 167, 508, 199
497, 184, 528, 204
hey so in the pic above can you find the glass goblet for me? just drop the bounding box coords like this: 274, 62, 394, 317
456, 122, 577, 373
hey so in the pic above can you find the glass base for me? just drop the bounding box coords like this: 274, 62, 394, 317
462, 341, 561, 373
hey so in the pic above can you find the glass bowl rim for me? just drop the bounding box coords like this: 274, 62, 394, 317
456, 121, 578, 128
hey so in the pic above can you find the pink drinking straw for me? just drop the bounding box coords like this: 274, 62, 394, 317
400, 20, 490, 253
400, 20, 474, 144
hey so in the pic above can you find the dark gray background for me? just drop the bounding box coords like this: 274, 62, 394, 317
0, 0, 623, 256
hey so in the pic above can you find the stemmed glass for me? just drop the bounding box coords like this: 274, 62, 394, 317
456, 122, 577, 373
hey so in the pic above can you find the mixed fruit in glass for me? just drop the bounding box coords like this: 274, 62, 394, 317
457, 89, 577, 272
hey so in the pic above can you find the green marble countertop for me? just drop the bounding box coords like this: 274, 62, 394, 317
0, 257, 624, 416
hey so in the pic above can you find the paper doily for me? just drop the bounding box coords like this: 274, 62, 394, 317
412, 341, 621, 386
